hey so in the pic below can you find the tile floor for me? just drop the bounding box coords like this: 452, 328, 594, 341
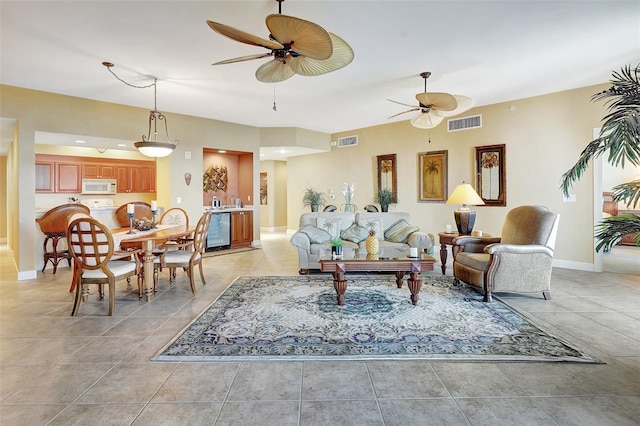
0, 232, 639, 425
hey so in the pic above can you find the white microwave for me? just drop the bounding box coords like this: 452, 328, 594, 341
81, 179, 117, 195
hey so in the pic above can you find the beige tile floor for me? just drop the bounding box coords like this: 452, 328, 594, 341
0, 232, 639, 425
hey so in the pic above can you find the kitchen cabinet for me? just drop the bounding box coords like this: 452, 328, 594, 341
35, 156, 80, 193
231, 210, 253, 248
35, 161, 54, 193
82, 163, 116, 179
56, 162, 81, 192
36, 154, 155, 194
117, 164, 156, 193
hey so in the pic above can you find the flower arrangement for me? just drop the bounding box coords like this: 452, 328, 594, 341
342, 182, 355, 211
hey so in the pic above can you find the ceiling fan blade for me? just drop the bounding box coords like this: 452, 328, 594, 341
288, 33, 354, 76
207, 20, 283, 50
255, 58, 296, 83
387, 108, 420, 119
266, 14, 333, 60
415, 92, 458, 111
387, 99, 419, 108
434, 95, 477, 117
212, 53, 273, 65
411, 111, 445, 129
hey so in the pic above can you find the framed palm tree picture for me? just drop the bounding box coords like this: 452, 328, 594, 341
475, 144, 506, 206
418, 150, 448, 202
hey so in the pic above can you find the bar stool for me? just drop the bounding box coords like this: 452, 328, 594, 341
36, 203, 90, 273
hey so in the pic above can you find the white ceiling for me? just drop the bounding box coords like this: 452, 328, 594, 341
1, 1, 639, 158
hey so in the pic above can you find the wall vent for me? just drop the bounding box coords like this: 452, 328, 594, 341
337, 135, 358, 147
447, 114, 482, 132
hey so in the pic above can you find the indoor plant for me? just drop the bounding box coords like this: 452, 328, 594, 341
330, 237, 344, 257
561, 64, 640, 251
302, 187, 326, 212
375, 188, 397, 212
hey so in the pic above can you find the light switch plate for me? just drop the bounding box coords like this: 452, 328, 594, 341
184, 151, 191, 160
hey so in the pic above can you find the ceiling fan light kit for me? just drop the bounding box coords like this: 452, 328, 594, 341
389, 71, 477, 129
102, 62, 179, 158
206, 0, 354, 83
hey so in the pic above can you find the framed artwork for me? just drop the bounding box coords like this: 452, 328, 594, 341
377, 154, 397, 196
475, 144, 506, 206
418, 150, 448, 202
260, 172, 267, 205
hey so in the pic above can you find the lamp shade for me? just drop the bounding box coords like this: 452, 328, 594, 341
446, 182, 484, 234
134, 141, 176, 158
446, 183, 485, 207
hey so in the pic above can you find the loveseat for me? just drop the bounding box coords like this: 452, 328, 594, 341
290, 211, 432, 274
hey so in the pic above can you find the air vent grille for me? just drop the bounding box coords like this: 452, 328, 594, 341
448, 115, 482, 132
337, 135, 358, 147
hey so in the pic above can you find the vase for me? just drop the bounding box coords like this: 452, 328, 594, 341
365, 230, 379, 255
311, 204, 319, 212
381, 204, 389, 212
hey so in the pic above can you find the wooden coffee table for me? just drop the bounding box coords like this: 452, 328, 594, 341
319, 247, 435, 306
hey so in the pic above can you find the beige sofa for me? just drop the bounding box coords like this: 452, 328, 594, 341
290, 211, 432, 274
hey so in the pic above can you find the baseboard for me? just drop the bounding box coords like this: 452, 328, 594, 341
553, 259, 595, 272
17, 270, 37, 280
260, 226, 288, 233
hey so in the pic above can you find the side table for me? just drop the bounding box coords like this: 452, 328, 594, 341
438, 232, 490, 275
438, 232, 461, 275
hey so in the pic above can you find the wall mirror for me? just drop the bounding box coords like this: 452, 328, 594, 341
377, 154, 397, 197
475, 144, 506, 206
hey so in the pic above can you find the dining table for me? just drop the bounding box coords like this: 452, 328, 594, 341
112, 224, 195, 301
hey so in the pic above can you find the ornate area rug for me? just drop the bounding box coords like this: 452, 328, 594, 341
153, 275, 601, 363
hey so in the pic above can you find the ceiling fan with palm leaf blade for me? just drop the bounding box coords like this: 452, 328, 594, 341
206, 0, 354, 83
387, 72, 476, 129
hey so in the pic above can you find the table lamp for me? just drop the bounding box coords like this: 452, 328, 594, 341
445, 182, 485, 234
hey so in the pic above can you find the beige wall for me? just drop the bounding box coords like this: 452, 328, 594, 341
1, 85, 261, 277
259, 160, 288, 230
286, 84, 610, 269
0, 155, 7, 239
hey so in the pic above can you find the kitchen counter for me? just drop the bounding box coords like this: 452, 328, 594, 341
204, 206, 253, 213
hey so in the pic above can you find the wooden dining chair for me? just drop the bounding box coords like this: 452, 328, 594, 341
66, 215, 142, 316
36, 203, 90, 273
114, 202, 152, 227
153, 212, 211, 293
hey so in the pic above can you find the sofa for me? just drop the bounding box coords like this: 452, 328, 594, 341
290, 211, 432, 274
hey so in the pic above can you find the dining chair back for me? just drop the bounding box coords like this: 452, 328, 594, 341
36, 203, 90, 273
159, 207, 189, 227
67, 215, 140, 315
154, 212, 211, 293
114, 202, 152, 227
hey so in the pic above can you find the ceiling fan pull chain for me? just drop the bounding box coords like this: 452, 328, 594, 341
273, 83, 277, 111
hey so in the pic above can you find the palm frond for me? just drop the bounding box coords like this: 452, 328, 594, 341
612, 179, 640, 210
594, 214, 640, 252
560, 64, 640, 196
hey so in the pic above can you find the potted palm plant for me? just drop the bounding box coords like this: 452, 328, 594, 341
302, 187, 326, 212
330, 237, 344, 257
561, 64, 640, 251
375, 188, 397, 212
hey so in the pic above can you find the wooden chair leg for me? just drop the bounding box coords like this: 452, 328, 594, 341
108, 280, 115, 316
71, 280, 82, 316
198, 261, 206, 286
188, 267, 196, 293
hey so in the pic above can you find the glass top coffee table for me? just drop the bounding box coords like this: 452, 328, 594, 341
318, 246, 436, 306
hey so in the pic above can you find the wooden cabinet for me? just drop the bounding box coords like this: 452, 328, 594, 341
35, 161, 54, 193
35, 155, 155, 194
116, 164, 155, 193
35, 156, 80, 193
231, 210, 253, 248
56, 162, 81, 192
82, 163, 116, 179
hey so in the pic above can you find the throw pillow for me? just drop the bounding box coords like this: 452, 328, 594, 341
298, 225, 331, 244
384, 218, 419, 243
316, 217, 341, 240
357, 217, 384, 240
340, 223, 370, 243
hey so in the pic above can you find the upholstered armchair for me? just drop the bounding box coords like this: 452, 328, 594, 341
452, 205, 560, 302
